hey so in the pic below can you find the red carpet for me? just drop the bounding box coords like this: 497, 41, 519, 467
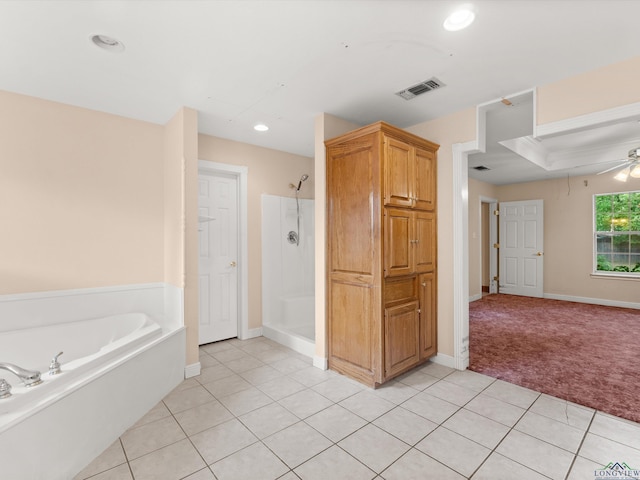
469, 294, 640, 423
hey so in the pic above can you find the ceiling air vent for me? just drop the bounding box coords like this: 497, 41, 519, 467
396, 77, 445, 100
473, 165, 490, 171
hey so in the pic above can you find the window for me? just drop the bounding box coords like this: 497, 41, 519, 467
594, 191, 640, 275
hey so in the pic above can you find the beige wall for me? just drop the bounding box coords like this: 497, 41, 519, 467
0, 90, 200, 364
197, 134, 313, 331
468, 178, 499, 298
469, 174, 640, 301
164, 110, 186, 288
537, 56, 640, 124
0, 90, 165, 295
164, 107, 199, 365
407, 108, 477, 357
313, 114, 362, 360
497, 173, 640, 302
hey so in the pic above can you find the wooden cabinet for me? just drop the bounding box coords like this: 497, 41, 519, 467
384, 135, 436, 211
384, 208, 436, 277
326, 121, 438, 387
419, 272, 437, 359
384, 301, 420, 377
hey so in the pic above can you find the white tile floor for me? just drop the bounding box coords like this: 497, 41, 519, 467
75, 336, 640, 480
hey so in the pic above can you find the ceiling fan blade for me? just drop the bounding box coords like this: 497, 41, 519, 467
596, 160, 632, 175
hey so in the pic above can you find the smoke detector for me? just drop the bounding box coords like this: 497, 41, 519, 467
395, 78, 445, 101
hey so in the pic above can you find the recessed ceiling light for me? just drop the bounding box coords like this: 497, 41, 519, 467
254, 124, 269, 132
91, 34, 125, 53
443, 5, 476, 31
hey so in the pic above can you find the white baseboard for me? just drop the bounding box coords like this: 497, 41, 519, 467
469, 293, 483, 302
240, 327, 263, 340
431, 353, 457, 369
184, 362, 201, 379
313, 356, 328, 370
262, 325, 315, 358
544, 293, 640, 310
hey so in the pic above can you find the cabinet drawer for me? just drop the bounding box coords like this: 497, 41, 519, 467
384, 276, 417, 305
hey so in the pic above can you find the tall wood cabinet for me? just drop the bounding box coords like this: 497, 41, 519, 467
326, 121, 438, 387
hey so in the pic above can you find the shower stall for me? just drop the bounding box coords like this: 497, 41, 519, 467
261, 177, 315, 357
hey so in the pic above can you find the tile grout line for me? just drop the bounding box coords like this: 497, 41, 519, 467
392, 371, 504, 479
119, 437, 137, 480
465, 389, 544, 480
562, 408, 597, 480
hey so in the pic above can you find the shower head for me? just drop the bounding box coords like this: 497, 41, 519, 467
296, 174, 309, 191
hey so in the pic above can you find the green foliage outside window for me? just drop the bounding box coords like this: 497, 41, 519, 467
594, 191, 640, 274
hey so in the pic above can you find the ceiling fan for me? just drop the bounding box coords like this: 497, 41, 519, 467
597, 147, 640, 181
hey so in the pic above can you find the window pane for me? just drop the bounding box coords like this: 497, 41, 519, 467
613, 193, 630, 212
594, 191, 640, 275
632, 192, 640, 231
596, 233, 612, 253
612, 253, 630, 271
613, 193, 630, 231
596, 212, 613, 231
612, 234, 630, 253
595, 195, 613, 231
631, 234, 640, 253
596, 254, 613, 271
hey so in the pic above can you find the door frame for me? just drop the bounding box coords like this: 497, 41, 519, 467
453, 91, 640, 371
197, 160, 249, 339
479, 196, 498, 296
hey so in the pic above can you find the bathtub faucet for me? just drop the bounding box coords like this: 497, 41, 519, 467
0, 363, 42, 387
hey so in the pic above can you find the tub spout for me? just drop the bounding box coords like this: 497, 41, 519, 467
0, 363, 42, 387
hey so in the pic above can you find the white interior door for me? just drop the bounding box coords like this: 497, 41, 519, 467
499, 199, 544, 297
198, 171, 239, 344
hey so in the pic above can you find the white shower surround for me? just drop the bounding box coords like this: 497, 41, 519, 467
261, 194, 315, 357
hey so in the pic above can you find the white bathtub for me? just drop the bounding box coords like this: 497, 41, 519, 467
0, 310, 185, 480
0, 313, 162, 425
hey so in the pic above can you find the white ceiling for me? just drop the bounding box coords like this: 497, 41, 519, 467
2, 0, 640, 179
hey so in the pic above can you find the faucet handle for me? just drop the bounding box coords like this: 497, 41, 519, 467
49, 351, 64, 376
0, 378, 11, 399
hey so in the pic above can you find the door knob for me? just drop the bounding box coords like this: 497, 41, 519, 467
535, 252, 543, 256
230, 261, 237, 267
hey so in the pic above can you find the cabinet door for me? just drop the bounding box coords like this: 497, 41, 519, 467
384, 136, 414, 208
384, 301, 420, 377
384, 208, 412, 277
414, 147, 436, 211
414, 211, 436, 273
419, 273, 437, 359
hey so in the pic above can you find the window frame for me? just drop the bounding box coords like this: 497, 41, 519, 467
592, 190, 640, 278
